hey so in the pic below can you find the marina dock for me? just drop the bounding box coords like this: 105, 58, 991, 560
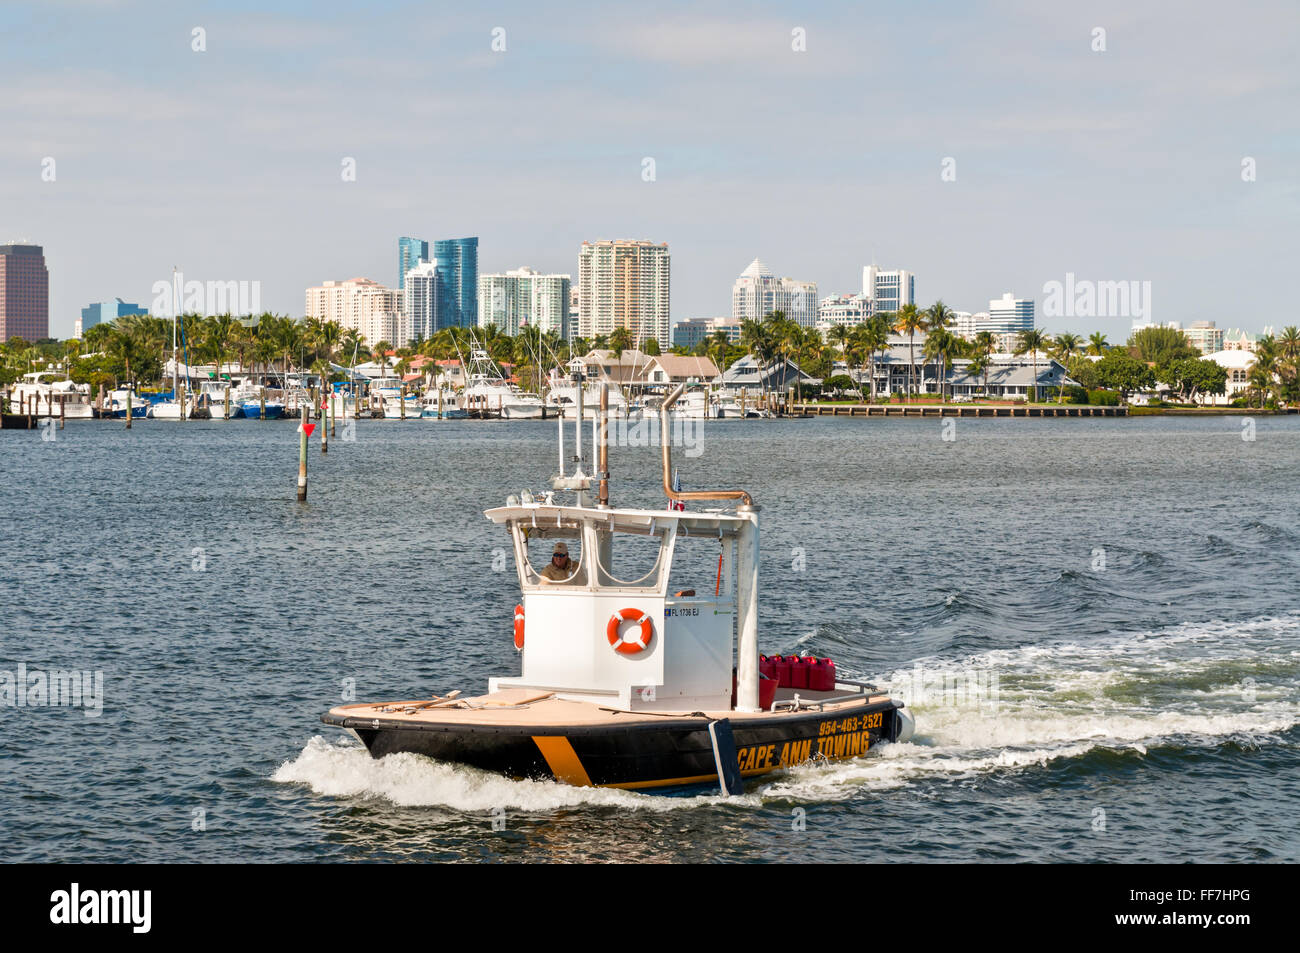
792, 402, 1129, 417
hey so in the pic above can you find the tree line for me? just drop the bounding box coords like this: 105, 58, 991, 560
4, 311, 1295, 407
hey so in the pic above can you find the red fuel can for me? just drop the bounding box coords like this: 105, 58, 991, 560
788, 655, 810, 690
773, 655, 793, 687
808, 657, 837, 692
759, 673, 778, 710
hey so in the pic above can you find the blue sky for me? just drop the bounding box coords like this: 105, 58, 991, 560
2, 0, 1297, 338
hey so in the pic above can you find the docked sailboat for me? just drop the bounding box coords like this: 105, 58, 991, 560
149, 269, 192, 420
548, 378, 639, 420
322, 384, 913, 794
461, 342, 552, 419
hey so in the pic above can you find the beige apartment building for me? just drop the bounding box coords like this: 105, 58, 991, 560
577, 240, 670, 348
305, 277, 405, 346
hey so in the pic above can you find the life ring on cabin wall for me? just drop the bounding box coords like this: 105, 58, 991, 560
513, 604, 525, 651
607, 608, 653, 655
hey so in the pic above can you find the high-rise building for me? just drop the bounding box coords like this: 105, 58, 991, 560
0, 242, 49, 342
983, 293, 1035, 335
672, 317, 740, 350
732, 259, 819, 327
816, 293, 873, 332
78, 298, 148, 338
478, 267, 571, 338
404, 261, 440, 343
398, 237, 429, 292
1180, 321, 1224, 355
305, 277, 405, 346
578, 240, 671, 348
432, 237, 478, 329
1134, 319, 1224, 355
949, 311, 978, 339
861, 265, 915, 315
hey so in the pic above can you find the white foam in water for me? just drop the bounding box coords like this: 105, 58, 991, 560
275, 614, 1300, 809
272, 736, 760, 812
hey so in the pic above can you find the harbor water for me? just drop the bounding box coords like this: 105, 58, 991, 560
1, 416, 1297, 862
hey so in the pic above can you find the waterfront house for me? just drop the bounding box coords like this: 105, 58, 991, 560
642, 354, 720, 387
946, 356, 1075, 400
568, 349, 656, 386
1202, 349, 1254, 405
714, 354, 819, 395
840, 334, 1075, 399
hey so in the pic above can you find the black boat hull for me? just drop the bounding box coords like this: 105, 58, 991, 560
322, 699, 906, 790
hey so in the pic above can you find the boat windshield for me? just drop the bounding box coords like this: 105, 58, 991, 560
510, 516, 673, 593
520, 533, 586, 587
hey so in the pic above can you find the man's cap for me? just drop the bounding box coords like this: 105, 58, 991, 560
552, 541, 569, 556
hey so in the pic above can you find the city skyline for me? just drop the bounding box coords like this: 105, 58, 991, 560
2, 1, 1295, 339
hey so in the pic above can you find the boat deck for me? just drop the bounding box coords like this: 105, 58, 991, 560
326, 686, 893, 729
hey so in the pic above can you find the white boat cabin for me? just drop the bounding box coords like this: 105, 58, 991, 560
486, 503, 756, 713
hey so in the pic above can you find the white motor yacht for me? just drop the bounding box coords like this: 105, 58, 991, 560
9, 372, 94, 419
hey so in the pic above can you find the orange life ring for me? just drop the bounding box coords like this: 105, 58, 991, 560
513, 604, 525, 651
607, 608, 653, 655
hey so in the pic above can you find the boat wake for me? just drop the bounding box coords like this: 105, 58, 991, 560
765, 612, 1300, 801
272, 735, 762, 811
275, 613, 1299, 810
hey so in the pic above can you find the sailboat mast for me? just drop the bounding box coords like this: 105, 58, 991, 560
172, 267, 179, 396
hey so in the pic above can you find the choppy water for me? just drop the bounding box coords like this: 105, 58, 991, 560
1, 415, 1297, 862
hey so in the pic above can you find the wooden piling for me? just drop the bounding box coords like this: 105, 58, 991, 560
297, 408, 309, 501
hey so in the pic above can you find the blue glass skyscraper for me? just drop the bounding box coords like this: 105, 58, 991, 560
398, 237, 429, 291
432, 237, 478, 328
80, 297, 147, 331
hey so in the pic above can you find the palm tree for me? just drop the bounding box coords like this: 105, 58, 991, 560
1015, 328, 1050, 402
893, 304, 928, 402
1087, 332, 1109, 356
607, 326, 632, 360
106, 317, 149, 390
970, 331, 997, 398
857, 315, 891, 400
1249, 337, 1279, 407
373, 340, 392, 379
740, 318, 778, 400
340, 327, 364, 365
207, 314, 241, 378
827, 324, 851, 365
923, 326, 959, 401
1277, 326, 1300, 362
703, 330, 731, 375
1052, 332, 1083, 402
925, 301, 957, 400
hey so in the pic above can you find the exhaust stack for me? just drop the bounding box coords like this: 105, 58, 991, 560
598, 383, 610, 507
660, 384, 754, 508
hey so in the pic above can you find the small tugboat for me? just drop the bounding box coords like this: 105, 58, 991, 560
322, 384, 913, 793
